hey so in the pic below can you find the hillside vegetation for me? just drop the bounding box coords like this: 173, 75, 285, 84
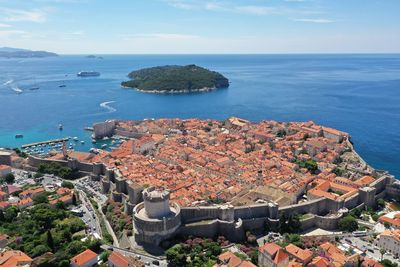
121, 64, 229, 92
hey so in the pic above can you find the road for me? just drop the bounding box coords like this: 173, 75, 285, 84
344, 236, 400, 264
102, 245, 168, 267
78, 190, 102, 237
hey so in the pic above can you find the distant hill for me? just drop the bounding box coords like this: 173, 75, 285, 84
121, 64, 229, 93
0, 47, 58, 58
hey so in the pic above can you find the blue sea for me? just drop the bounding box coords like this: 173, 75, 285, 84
0, 54, 399, 177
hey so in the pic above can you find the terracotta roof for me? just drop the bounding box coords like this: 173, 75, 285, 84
108, 251, 130, 267
0, 250, 32, 267
218, 251, 242, 267
285, 244, 313, 262
362, 257, 384, 267
70, 249, 97, 266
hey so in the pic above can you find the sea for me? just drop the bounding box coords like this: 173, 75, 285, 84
0, 54, 399, 178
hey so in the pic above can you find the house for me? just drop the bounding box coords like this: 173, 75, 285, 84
0, 201, 10, 211
375, 230, 400, 258
214, 251, 256, 267
378, 212, 400, 229
285, 244, 313, 266
362, 257, 383, 267
70, 249, 98, 267
258, 243, 289, 267
0, 190, 8, 201
17, 197, 33, 209
0, 234, 9, 248
0, 164, 11, 178
307, 256, 332, 267
0, 250, 33, 267
108, 251, 144, 267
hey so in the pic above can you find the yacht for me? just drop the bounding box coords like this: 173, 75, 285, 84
59, 124, 63, 130
15, 134, 23, 138
77, 71, 100, 77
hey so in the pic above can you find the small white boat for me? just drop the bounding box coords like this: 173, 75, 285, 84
59, 124, 63, 130
101, 144, 107, 149
80, 141, 85, 144
73, 137, 79, 141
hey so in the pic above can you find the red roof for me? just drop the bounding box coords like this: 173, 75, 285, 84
70, 249, 97, 266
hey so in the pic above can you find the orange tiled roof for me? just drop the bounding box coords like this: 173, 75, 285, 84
70, 249, 97, 266
0, 250, 32, 267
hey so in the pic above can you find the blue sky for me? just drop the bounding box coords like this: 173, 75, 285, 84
0, 0, 399, 54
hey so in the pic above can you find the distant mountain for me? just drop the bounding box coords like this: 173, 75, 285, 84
0, 47, 58, 58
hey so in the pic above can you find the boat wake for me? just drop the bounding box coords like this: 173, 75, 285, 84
11, 85, 23, 94
3, 79, 13, 86
100, 101, 116, 113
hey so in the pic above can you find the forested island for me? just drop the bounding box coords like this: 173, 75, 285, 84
121, 64, 229, 93
0, 47, 58, 58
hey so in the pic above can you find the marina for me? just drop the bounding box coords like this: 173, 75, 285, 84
21, 137, 69, 149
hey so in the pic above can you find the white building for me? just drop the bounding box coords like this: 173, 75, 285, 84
375, 230, 400, 258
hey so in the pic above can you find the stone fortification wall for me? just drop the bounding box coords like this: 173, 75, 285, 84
299, 214, 343, 231
114, 128, 144, 139
371, 175, 392, 194
179, 219, 244, 242
343, 193, 360, 210
93, 120, 116, 139
279, 198, 331, 216
28, 155, 68, 167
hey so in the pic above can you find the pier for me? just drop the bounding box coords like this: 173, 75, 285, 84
22, 137, 69, 148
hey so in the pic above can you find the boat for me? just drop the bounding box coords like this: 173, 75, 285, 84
73, 137, 79, 141
77, 71, 100, 77
59, 84, 66, 88
92, 139, 96, 144
59, 124, 63, 130
101, 144, 107, 149
80, 141, 85, 144
29, 87, 39, 90
15, 134, 23, 138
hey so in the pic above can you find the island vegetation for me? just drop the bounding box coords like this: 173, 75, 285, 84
121, 64, 229, 93
0, 47, 58, 58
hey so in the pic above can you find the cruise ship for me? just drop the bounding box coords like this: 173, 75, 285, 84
77, 71, 100, 77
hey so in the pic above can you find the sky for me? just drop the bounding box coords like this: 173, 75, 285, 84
0, 0, 399, 54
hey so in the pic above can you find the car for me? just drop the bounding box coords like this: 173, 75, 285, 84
152, 260, 160, 266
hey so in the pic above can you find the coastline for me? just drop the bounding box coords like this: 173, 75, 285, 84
121, 85, 218, 94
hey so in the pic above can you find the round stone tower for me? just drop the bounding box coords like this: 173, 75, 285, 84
133, 187, 181, 245
143, 187, 172, 218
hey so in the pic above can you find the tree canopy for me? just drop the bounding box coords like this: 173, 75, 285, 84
121, 65, 229, 92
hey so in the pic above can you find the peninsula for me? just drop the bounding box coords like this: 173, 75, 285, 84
0, 47, 58, 58
121, 64, 229, 93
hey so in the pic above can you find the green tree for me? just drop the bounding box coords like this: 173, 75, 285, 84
4, 206, 18, 222
99, 250, 111, 262
338, 215, 358, 232
376, 198, 385, 209
380, 259, 399, 267
4, 173, 15, 184
47, 230, 55, 252
33, 193, 49, 205
61, 181, 74, 189
166, 244, 187, 266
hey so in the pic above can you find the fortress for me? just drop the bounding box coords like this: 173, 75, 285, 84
26, 118, 399, 246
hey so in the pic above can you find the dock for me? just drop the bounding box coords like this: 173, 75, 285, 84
22, 138, 69, 148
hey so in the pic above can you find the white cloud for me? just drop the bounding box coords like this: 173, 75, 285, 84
0, 23, 11, 28
121, 33, 200, 41
235, 5, 276, 15
0, 29, 27, 38
0, 8, 51, 23
291, 18, 334, 23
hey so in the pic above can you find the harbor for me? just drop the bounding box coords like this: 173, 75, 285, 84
21, 137, 69, 149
